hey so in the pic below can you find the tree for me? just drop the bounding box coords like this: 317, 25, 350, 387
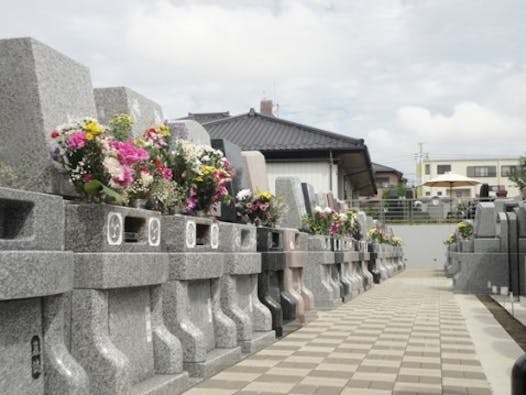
382, 184, 409, 200
509, 156, 526, 190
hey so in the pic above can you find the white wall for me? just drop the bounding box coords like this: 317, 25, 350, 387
391, 224, 456, 269
267, 161, 338, 196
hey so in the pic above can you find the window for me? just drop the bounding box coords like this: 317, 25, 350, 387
437, 191, 442, 196
425, 164, 430, 175
467, 166, 496, 177
376, 177, 390, 188
425, 191, 431, 196
502, 165, 517, 177
437, 165, 451, 175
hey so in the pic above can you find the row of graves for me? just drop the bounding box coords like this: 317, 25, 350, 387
444, 199, 526, 298
0, 37, 405, 394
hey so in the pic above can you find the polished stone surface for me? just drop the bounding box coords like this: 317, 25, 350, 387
94, 86, 163, 137
242, 151, 269, 192
0, 37, 97, 194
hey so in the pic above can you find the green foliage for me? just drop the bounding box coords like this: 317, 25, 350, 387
509, 156, 526, 190
109, 114, 133, 141
382, 184, 408, 200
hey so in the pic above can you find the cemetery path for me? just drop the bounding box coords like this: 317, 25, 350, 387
183, 269, 521, 395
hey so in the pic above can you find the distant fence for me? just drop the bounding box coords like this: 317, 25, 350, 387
347, 198, 485, 224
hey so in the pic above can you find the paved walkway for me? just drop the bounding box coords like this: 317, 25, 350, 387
183, 270, 521, 395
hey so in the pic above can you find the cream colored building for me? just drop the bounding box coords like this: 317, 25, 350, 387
418, 157, 521, 198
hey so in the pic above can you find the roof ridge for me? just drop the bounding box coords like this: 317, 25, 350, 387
203, 109, 363, 146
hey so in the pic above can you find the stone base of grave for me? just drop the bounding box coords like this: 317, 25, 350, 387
451, 252, 509, 294
130, 372, 189, 395
183, 347, 242, 378
240, 331, 276, 354
302, 310, 319, 324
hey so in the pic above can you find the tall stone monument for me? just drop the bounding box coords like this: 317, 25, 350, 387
0, 37, 97, 194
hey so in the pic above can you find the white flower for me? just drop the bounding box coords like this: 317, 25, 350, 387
324, 207, 332, 214
103, 157, 125, 187
140, 171, 154, 187
314, 205, 322, 213
236, 189, 252, 201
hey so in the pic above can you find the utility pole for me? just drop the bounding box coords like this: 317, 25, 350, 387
414, 142, 429, 198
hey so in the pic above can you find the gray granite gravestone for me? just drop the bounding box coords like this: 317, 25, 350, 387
242, 151, 269, 192
218, 222, 275, 353
275, 177, 307, 230
303, 234, 341, 310
65, 204, 188, 395
326, 192, 337, 211
168, 119, 211, 146
161, 215, 241, 378
211, 139, 249, 222
316, 192, 329, 209
94, 86, 163, 137
301, 183, 317, 216
0, 187, 88, 395
0, 37, 97, 194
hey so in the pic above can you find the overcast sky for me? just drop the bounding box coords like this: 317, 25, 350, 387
2, 0, 525, 184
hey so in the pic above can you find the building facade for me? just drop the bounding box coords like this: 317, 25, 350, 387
418, 157, 521, 198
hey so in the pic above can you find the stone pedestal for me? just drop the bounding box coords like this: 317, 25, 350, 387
282, 229, 317, 323
373, 244, 389, 281
303, 235, 341, 311
65, 204, 188, 395
218, 222, 275, 354
368, 243, 382, 284
348, 239, 365, 296
0, 188, 88, 395
162, 215, 241, 379
256, 227, 294, 337
333, 237, 353, 300
359, 241, 374, 290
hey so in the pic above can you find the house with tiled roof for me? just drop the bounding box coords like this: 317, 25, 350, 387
183, 101, 376, 199
370, 162, 405, 200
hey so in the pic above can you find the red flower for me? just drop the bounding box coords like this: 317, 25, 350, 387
50, 130, 60, 138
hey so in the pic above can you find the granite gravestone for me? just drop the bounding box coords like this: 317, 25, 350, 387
65, 204, 188, 395
161, 215, 241, 378
167, 119, 211, 147
301, 183, 317, 215
275, 177, 307, 230
94, 86, 163, 137
218, 222, 275, 353
316, 192, 329, 209
0, 187, 88, 395
303, 234, 341, 310
242, 151, 270, 192
211, 139, 249, 222
0, 37, 97, 194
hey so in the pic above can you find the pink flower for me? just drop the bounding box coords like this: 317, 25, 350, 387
67, 131, 87, 150
110, 141, 149, 165
259, 202, 269, 211
161, 167, 172, 180
82, 174, 93, 183
50, 130, 60, 138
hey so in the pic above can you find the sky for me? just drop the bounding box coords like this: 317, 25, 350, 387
2, 0, 526, 184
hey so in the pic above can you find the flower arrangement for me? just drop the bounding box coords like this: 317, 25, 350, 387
236, 189, 285, 227
109, 114, 133, 141
341, 210, 362, 240
457, 221, 473, 239
49, 117, 149, 202
443, 233, 458, 245
389, 236, 403, 247
167, 139, 234, 214
303, 206, 335, 235
368, 227, 387, 243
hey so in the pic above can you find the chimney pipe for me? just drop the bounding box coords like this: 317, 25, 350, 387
260, 99, 274, 117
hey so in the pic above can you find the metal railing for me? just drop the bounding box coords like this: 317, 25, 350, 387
347, 197, 489, 224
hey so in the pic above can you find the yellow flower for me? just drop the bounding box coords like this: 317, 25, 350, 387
159, 124, 170, 137
200, 165, 216, 175
84, 120, 104, 136
85, 133, 94, 141
256, 191, 272, 200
